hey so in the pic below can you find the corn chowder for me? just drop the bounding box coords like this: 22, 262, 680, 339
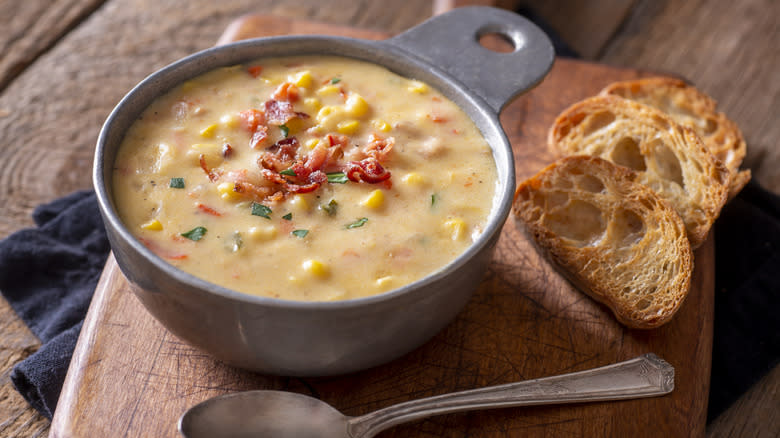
113, 56, 497, 301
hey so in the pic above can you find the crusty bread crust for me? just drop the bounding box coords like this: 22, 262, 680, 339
600, 77, 749, 196
513, 156, 692, 329
548, 95, 730, 248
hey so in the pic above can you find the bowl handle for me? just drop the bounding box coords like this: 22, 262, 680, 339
384, 6, 554, 114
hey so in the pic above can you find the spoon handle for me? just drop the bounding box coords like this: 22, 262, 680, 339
347, 353, 673, 438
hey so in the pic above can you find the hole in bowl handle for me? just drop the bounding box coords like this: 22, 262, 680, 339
384, 6, 554, 114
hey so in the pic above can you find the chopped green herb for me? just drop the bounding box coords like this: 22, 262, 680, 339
251, 202, 272, 219
326, 172, 348, 184
227, 231, 243, 252
181, 226, 207, 241
331, 77, 341, 84
282, 213, 292, 221
292, 229, 309, 238
279, 124, 290, 138
346, 217, 368, 229
321, 199, 338, 216
431, 193, 438, 206
280, 168, 297, 176
169, 177, 185, 189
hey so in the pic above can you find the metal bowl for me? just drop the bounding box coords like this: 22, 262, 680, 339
93, 6, 553, 376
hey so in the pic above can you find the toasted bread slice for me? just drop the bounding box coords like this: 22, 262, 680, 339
600, 77, 750, 197
548, 95, 730, 248
513, 156, 692, 329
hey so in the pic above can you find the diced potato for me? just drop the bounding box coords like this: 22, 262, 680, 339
371, 119, 391, 132
302, 259, 330, 277
292, 70, 313, 88
361, 189, 384, 209
247, 225, 278, 241
336, 120, 360, 135
401, 172, 426, 186
344, 93, 369, 118
407, 80, 429, 94
443, 218, 467, 240
186, 143, 223, 167
140, 219, 163, 231
316, 84, 340, 96
199, 124, 218, 138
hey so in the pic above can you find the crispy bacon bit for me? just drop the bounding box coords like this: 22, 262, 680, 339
197, 203, 222, 216
260, 137, 300, 171
199, 154, 220, 182
247, 65, 263, 78
264, 100, 295, 125
222, 143, 234, 158
345, 157, 391, 184
273, 82, 300, 102
326, 134, 348, 147
239, 109, 265, 132
365, 134, 394, 162
249, 126, 268, 149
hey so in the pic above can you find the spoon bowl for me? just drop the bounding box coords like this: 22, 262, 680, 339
179, 354, 674, 438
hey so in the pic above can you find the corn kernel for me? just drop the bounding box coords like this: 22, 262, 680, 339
443, 218, 467, 241
371, 119, 391, 132
345, 93, 369, 118
199, 124, 218, 138
220, 113, 239, 129
304, 138, 320, 150
247, 225, 278, 241
361, 189, 385, 209
302, 259, 330, 277
217, 182, 242, 201
375, 276, 394, 290
336, 120, 360, 135
284, 117, 305, 135
292, 70, 313, 88
289, 194, 310, 212
401, 172, 426, 186
303, 97, 322, 112
141, 219, 163, 231
316, 84, 340, 96
408, 80, 429, 94
316, 105, 339, 121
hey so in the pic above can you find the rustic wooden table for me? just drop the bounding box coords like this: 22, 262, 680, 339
0, 0, 776, 436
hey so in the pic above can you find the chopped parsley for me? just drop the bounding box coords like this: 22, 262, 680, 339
181, 226, 207, 241
251, 202, 272, 219
282, 213, 292, 221
321, 199, 338, 216
292, 229, 309, 238
169, 177, 185, 189
346, 217, 368, 229
330, 77, 341, 84
431, 193, 438, 207
326, 172, 348, 184
280, 168, 297, 176
279, 124, 290, 138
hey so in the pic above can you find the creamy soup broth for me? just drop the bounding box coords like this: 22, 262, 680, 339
113, 56, 497, 301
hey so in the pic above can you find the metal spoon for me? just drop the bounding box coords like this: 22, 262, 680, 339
179, 353, 673, 438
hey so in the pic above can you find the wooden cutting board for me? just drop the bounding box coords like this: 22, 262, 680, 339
50, 14, 714, 438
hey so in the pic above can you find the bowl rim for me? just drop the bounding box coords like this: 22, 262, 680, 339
94, 34, 516, 310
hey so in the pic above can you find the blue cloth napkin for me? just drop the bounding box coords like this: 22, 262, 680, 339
0, 191, 109, 419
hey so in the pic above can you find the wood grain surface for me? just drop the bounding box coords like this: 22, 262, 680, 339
48, 15, 716, 437
0, 1, 777, 437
